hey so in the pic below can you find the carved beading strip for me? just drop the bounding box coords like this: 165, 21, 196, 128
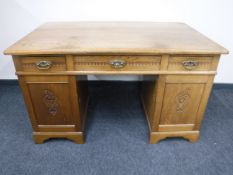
128, 62, 160, 66
170, 62, 211, 66
75, 61, 160, 66
22, 63, 66, 68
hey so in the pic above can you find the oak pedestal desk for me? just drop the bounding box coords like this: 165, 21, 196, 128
4, 22, 228, 144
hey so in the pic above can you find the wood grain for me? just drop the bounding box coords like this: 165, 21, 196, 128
4, 22, 228, 55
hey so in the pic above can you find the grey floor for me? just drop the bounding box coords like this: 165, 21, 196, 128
0, 82, 233, 175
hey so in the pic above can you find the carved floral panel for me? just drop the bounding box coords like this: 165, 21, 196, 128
43, 89, 59, 116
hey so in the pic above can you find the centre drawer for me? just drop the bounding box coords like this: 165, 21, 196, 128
73, 56, 161, 72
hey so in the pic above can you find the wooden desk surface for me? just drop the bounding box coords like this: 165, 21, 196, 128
4, 22, 228, 55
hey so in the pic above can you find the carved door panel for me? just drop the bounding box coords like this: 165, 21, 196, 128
18, 75, 81, 131
28, 83, 74, 125
159, 75, 208, 125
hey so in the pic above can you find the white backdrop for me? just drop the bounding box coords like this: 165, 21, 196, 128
0, 0, 232, 82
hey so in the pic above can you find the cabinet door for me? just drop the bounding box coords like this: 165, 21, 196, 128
19, 76, 81, 131
156, 75, 214, 131
28, 83, 74, 125
160, 83, 205, 124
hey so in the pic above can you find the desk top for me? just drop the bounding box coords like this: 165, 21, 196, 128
4, 22, 228, 55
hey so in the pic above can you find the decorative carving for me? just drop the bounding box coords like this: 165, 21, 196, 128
176, 88, 190, 113
43, 89, 59, 116
75, 61, 160, 66
169, 61, 210, 66
128, 62, 160, 66
22, 63, 65, 69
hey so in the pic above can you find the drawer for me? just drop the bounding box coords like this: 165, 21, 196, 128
74, 56, 161, 72
17, 56, 67, 72
168, 56, 214, 71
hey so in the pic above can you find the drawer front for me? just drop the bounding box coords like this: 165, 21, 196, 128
168, 56, 213, 71
74, 56, 161, 72
17, 56, 67, 72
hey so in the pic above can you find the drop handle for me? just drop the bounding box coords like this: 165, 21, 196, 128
36, 61, 52, 70
182, 60, 199, 70
109, 60, 127, 69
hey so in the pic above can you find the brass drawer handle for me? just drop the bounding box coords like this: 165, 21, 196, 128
109, 60, 127, 69
182, 60, 198, 70
36, 61, 52, 70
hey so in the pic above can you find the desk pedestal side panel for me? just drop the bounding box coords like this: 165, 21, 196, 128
142, 74, 215, 143
18, 75, 88, 144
